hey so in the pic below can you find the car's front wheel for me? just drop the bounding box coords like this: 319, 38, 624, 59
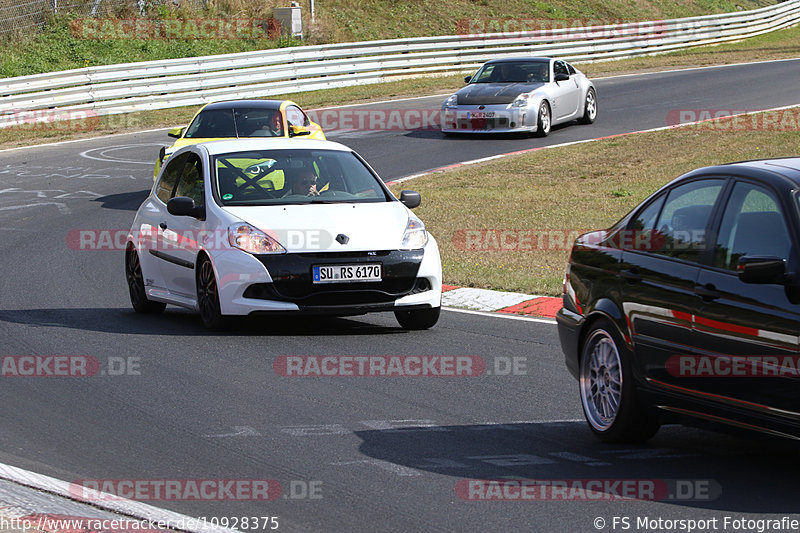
578, 88, 597, 124
196, 256, 227, 330
534, 101, 551, 137
125, 248, 166, 314
395, 307, 440, 330
579, 318, 659, 442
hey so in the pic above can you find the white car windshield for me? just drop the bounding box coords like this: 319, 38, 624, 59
213, 149, 391, 205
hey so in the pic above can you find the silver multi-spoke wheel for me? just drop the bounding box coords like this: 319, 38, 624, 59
536, 101, 551, 137
580, 329, 622, 431
584, 89, 597, 122
577, 319, 660, 442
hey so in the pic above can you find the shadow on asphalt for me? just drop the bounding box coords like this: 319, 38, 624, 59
0, 308, 405, 336
94, 189, 150, 211
354, 420, 800, 513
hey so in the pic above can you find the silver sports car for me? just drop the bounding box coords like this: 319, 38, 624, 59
441, 57, 596, 136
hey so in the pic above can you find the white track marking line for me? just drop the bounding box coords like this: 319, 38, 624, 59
0, 462, 237, 533
443, 306, 557, 324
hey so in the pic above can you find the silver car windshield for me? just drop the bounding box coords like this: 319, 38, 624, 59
213, 149, 391, 206
470, 62, 550, 83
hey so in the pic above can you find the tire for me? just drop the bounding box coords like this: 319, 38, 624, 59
125, 248, 166, 314
534, 101, 551, 137
196, 256, 228, 330
578, 88, 597, 124
395, 306, 440, 330
579, 318, 659, 443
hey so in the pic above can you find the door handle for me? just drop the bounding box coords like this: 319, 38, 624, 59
694, 284, 720, 301
619, 269, 642, 283
159, 222, 167, 230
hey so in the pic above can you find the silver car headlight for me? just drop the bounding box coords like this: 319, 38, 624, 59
228, 223, 286, 254
511, 93, 530, 108
444, 94, 459, 109
401, 216, 428, 249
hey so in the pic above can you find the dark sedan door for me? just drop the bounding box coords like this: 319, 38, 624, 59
619, 178, 727, 385
690, 180, 800, 418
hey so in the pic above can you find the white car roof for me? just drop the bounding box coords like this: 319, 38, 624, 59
196, 138, 353, 156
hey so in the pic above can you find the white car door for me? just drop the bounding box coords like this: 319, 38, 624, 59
157, 152, 206, 298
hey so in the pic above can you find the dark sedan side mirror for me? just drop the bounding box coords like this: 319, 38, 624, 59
399, 190, 421, 209
738, 256, 788, 284
464, 76, 472, 83
167, 196, 205, 219
555, 73, 570, 82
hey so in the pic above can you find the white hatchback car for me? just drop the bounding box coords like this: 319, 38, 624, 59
125, 139, 442, 330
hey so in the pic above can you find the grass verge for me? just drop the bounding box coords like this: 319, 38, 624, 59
389, 111, 800, 296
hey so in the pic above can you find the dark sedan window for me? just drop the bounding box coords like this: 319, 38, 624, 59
623, 194, 665, 251
652, 179, 725, 262
713, 182, 790, 270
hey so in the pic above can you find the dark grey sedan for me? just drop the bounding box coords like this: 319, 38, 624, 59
441, 57, 596, 136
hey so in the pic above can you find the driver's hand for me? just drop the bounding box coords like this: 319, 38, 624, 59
307, 185, 319, 196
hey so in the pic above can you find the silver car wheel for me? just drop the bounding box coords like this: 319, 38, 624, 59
586, 90, 597, 120
580, 328, 622, 431
540, 102, 550, 133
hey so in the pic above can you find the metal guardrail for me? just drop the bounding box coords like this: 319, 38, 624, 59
1, 0, 799, 126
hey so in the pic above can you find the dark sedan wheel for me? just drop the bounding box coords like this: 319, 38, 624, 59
395, 307, 440, 330
579, 88, 597, 124
196, 257, 227, 330
579, 319, 659, 442
534, 101, 551, 137
125, 248, 166, 314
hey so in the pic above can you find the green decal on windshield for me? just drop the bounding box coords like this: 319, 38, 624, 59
222, 193, 233, 200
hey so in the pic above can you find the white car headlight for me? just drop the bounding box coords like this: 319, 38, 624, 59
444, 94, 459, 109
511, 93, 530, 108
228, 223, 286, 254
401, 216, 428, 249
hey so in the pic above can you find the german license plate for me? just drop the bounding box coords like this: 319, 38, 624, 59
313, 263, 382, 283
469, 111, 494, 118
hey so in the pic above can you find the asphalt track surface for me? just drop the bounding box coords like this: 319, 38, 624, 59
1, 59, 800, 532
